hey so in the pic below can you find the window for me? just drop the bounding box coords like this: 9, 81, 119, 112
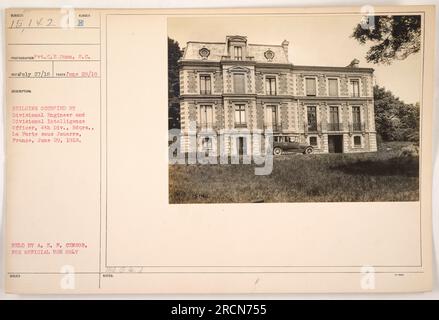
288, 136, 298, 143
350, 80, 360, 97
328, 78, 338, 96
233, 73, 245, 94
329, 106, 340, 131
352, 106, 361, 131
305, 78, 316, 96
234, 104, 246, 127
354, 136, 362, 147
234, 46, 243, 60
307, 106, 317, 131
202, 137, 212, 150
265, 77, 277, 95
265, 105, 278, 129
199, 105, 213, 129
309, 136, 318, 146
199, 75, 211, 94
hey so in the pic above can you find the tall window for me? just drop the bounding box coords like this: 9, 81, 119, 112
202, 137, 213, 150
233, 73, 245, 94
199, 105, 213, 129
350, 80, 360, 97
199, 75, 211, 94
305, 78, 316, 96
265, 105, 277, 128
352, 106, 361, 131
265, 77, 277, 95
328, 78, 338, 96
234, 104, 246, 127
234, 46, 243, 60
354, 136, 362, 147
329, 106, 340, 131
307, 106, 317, 131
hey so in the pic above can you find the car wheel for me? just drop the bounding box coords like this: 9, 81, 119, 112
273, 147, 282, 155
304, 147, 313, 154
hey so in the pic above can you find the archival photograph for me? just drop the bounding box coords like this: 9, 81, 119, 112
168, 14, 421, 203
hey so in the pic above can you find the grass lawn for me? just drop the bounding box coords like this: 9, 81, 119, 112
169, 141, 419, 203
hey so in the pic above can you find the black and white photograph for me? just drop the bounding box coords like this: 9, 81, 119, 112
168, 14, 422, 203
1, 3, 436, 299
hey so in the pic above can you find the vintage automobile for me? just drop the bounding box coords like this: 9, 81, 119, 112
272, 135, 313, 155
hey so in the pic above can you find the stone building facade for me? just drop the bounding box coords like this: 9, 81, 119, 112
178, 35, 377, 155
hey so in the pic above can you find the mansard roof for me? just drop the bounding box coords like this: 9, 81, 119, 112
179, 36, 373, 74
181, 41, 290, 64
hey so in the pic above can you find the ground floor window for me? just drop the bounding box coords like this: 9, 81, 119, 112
353, 135, 362, 147
309, 136, 318, 147
236, 136, 247, 155
203, 137, 212, 150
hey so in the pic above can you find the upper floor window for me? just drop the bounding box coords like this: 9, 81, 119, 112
265, 105, 278, 126
350, 79, 360, 97
234, 46, 243, 60
328, 106, 340, 131
233, 73, 245, 94
234, 104, 246, 127
199, 105, 213, 128
200, 75, 211, 95
352, 106, 361, 123
328, 78, 338, 97
307, 106, 317, 131
305, 78, 316, 96
352, 106, 362, 131
265, 77, 277, 95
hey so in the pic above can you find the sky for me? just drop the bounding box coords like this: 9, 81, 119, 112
168, 15, 422, 104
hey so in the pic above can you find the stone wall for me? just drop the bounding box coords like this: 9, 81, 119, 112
318, 75, 326, 96
214, 71, 223, 94
279, 73, 288, 95
255, 72, 264, 94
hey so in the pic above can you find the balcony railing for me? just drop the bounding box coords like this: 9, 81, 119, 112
349, 121, 365, 133
264, 123, 282, 132
234, 122, 248, 128
304, 122, 322, 134
197, 122, 216, 131
221, 55, 255, 62
350, 122, 365, 132
327, 122, 342, 131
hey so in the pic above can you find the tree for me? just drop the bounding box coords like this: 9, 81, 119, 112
168, 37, 182, 100
352, 15, 421, 64
168, 38, 183, 129
373, 85, 419, 143
397, 102, 420, 143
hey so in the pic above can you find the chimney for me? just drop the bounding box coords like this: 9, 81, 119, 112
281, 40, 289, 58
347, 58, 360, 68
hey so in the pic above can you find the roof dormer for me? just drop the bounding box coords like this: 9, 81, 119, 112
226, 35, 248, 61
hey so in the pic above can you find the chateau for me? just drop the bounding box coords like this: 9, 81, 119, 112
178, 35, 377, 154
